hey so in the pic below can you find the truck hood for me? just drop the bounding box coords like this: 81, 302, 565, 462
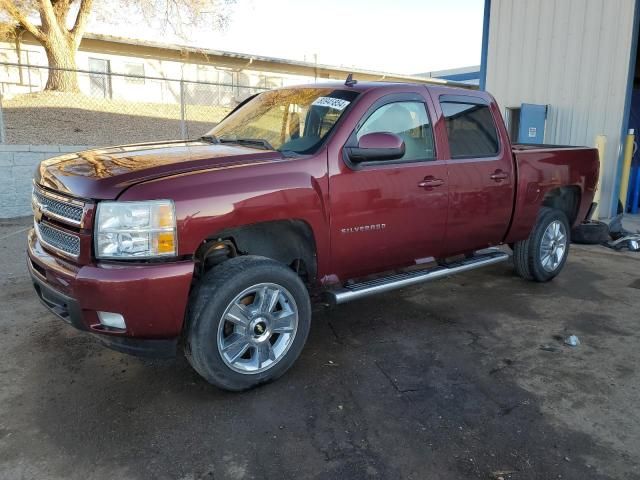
36, 140, 285, 200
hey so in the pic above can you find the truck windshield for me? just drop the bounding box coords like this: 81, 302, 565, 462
206, 88, 359, 154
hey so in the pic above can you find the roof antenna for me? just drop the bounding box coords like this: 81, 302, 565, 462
345, 73, 357, 87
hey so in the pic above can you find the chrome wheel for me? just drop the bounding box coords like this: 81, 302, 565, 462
217, 282, 298, 374
540, 220, 567, 272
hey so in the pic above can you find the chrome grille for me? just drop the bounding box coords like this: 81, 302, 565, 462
35, 221, 81, 258
32, 186, 84, 226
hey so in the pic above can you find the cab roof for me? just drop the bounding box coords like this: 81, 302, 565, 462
285, 80, 478, 94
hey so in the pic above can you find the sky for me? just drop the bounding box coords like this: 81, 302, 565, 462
90, 0, 485, 76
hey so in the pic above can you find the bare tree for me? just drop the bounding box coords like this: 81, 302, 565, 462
0, 0, 235, 92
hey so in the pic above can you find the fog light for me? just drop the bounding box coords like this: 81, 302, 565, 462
97, 311, 126, 329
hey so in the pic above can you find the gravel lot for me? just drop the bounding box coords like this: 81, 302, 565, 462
1, 216, 639, 480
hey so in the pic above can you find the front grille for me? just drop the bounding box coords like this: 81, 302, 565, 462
36, 221, 81, 258
32, 187, 84, 226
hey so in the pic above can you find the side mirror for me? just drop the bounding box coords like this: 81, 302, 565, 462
347, 132, 405, 162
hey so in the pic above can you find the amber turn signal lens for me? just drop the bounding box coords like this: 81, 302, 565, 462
155, 204, 175, 228
155, 232, 176, 254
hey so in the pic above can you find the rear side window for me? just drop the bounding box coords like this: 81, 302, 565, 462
440, 101, 499, 158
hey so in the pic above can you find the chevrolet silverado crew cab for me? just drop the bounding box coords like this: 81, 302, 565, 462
28, 80, 599, 391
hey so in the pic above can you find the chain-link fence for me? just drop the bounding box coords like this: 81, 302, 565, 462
0, 62, 273, 146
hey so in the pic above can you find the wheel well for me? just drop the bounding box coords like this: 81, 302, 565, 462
195, 220, 318, 284
542, 186, 581, 225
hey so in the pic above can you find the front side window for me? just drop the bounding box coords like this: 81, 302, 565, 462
357, 101, 435, 162
207, 88, 359, 154
440, 101, 499, 158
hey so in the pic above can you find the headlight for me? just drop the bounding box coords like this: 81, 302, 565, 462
95, 200, 177, 259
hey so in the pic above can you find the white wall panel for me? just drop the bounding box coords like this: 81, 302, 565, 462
486, 0, 636, 217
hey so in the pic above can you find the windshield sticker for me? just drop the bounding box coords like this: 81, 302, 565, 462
312, 97, 351, 111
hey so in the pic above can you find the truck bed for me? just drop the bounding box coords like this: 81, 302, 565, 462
505, 144, 600, 243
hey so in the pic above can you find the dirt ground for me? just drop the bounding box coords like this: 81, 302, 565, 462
2, 92, 230, 145
1, 216, 639, 480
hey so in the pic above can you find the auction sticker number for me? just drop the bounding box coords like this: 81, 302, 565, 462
312, 97, 351, 111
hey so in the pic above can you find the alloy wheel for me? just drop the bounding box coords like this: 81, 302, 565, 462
216, 283, 298, 374
540, 220, 568, 272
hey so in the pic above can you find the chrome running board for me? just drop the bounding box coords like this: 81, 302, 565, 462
327, 249, 510, 305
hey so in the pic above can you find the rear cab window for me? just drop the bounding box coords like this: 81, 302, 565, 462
439, 97, 500, 158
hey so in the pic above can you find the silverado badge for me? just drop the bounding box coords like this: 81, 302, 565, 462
341, 224, 386, 234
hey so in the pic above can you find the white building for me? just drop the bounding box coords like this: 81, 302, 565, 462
0, 32, 449, 107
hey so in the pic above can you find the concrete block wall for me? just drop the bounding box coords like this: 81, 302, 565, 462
0, 145, 89, 219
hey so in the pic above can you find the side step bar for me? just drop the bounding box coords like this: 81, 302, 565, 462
326, 249, 510, 305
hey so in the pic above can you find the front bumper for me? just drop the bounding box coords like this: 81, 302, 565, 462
27, 229, 195, 358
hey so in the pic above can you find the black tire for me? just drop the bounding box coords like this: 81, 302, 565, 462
185, 255, 311, 391
571, 221, 610, 245
513, 207, 570, 282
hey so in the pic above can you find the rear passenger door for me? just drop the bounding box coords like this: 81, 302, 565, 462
434, 94, 514, 255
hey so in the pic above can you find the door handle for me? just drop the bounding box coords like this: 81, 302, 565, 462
418, 177, 445, 189
490, 170, 509, 181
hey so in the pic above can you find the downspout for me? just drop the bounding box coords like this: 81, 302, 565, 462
479, 0, 491, 90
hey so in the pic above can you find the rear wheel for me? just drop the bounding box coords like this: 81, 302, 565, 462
513, 207, 570, 282
186, 256, 311, 391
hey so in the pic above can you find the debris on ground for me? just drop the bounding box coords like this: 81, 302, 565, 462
564, 335, 580, 347
491, 470, 515, 479
604, 214, 640, 251
540, 344, 561, 352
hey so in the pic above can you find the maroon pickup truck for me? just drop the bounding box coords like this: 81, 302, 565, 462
28, 81, 599, 390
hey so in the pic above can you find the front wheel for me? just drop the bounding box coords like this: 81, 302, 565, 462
186, 256, 311, 391
513, 207, 570, 282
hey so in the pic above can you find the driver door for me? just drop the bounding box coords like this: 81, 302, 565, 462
328, 93, 449, 280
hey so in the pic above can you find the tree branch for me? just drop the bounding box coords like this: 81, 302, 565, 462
0, 0, 45, 41
38, 0, 57, 32
71, 0, 93, 43
53, 0, 72, 25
